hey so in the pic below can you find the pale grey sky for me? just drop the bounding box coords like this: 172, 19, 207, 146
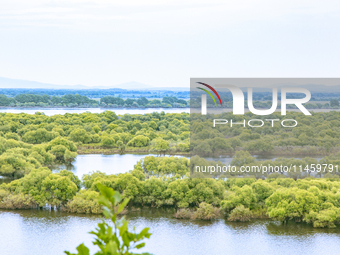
0, 0, 340, 87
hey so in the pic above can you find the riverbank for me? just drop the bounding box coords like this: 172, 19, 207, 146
0, 107, 190, 116
75, 144, 335, 157
0, 205, 266, 221
2, 163, 340, 229
76, 145, 190, 155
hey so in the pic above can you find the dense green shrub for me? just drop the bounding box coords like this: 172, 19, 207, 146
192, 202, 221, 220
227, 205, 253, 222
64, 190, 102, 214
0, 192, 37, 209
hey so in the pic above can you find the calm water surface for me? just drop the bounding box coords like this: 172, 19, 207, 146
1, 108, 337, 116
51, 154, 325, 178
0, 108, 189, 116
1, 108, 339, 255
0, 209, 339, 255
52, 154, 186, 178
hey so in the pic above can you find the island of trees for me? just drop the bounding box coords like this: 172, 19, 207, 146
0, 90, 339, 109
0, 111, 339, 228
0, 94, 188, 108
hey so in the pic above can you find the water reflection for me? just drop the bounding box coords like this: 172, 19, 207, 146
50, 153, 327, 179
266, 221, 340, 236
1, 209, 339, 255
51, 153, 187, 178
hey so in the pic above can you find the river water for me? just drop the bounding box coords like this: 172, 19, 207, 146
50, 153, 325, 179
0, 108, 189, 116
51, 154, 186, 177
0, 108, 339, 255
0, 209, 339, 255
1, 108, 338, 116
1, 153, 336, 255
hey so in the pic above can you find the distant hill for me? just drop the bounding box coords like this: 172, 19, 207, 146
113, 81, 188, 91
0, 76, 188, 91
114, 81, 154, 89
0, 76, 89, 89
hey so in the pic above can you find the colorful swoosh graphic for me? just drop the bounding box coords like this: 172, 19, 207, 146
197, 87, 217, 105
196, 82, 223, 106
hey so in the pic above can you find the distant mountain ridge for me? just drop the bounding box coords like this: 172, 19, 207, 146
3, 76, 338, 93
0, 76, 188, 91
0, 76, 88, 89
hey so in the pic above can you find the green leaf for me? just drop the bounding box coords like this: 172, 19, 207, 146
64, 243, 90, 255
111, 214, 117, 223
102, 206, 113, 218
135, 243, 145, 249
117, 198, 130, 213
112, 192, 122, 205
137, 228, 151, 239
76, 243, 90, 255
65, 186, 152, 255
97, 184, 115, 200
104, 240, 118, 255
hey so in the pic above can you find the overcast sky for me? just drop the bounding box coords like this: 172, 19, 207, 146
0, 0, 340, 87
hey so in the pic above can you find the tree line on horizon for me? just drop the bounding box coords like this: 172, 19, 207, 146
191, 91, 340, 109
0, 94, 188, 108
0, 87, 190, 99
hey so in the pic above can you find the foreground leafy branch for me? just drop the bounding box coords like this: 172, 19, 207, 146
65, 184, 152, 255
